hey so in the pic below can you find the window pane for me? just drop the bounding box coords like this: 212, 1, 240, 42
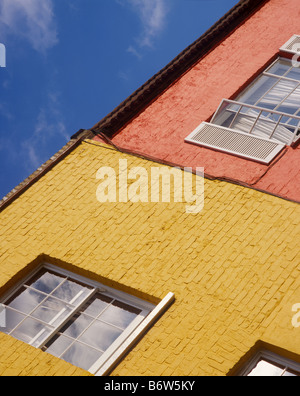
31, 297, 73, 326
81, 293, 113, 318
99, 300, 142, 329
286, 67, 300, 81
257, 80, 298, 110
11, 317, 51, 345
276, 86, 300, 115
1, 308, 25, 334
236, 75, 278, 106
60, 312, 93, 339
52, 279, 91, 304
230, 112, 257, 134
6, 288, 45, 315
213, 109, 236, 128
248, 359, 284, 376
266, 59, 291, 76
61, 342, 102, 371
283, 369, 299, 377
31, 328, 52, 348
26, 270, 65, 294
79, 320, 122, 352
44, 334, 74, 358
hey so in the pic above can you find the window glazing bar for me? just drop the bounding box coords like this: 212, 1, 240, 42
253, 76, 280, 107
272, 82, 300, 112
289, 119, 300, 145
228, 104, 243, 129
264, 72, 300, 83
222, 99, 300, 121
36, 287, 97, 349
269, 114, 283, 140
248, 110, 263, 135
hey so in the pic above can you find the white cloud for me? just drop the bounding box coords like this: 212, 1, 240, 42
0, 0, 58, 52
21, 90, 69, 169
124, 0, 169, 56
127, 45, 142, 60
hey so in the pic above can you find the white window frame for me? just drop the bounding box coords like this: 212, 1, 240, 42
0, 263, 174, 375
238, 350, 300, 376
211, 57, 300, 146
185, 43, 300, 163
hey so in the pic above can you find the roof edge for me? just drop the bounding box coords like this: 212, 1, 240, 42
1, 130, 298, 213
0, 130, 87, 213
86, 0, 269, 139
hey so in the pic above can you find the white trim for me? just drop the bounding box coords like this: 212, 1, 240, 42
0, 263, 169, 375
94, 292, 175, 376
43, 263, 155, 312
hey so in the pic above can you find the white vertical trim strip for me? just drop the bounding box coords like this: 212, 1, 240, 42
94, 292, 175, 376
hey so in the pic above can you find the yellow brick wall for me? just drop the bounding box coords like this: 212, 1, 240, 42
0, 140, 299, 376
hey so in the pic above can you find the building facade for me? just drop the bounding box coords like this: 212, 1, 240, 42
0, 0, 299, 376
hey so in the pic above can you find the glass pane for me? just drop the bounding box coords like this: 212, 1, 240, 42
272, 123, 295, 144
11, 317, 50, 344
276, 86, 300, 115
6, 287, 45, 315
213, 109, 236, 128
52, 279, 91, 304
44, 334, 74, 358
79, 320, 122, 352
286, 67, 300, 81
81, 293, 113, 318
60, 312, 93, 339
248, 359, 284, 376
26, 270, 65, 294
99, 300, 141, 329
252, 119, 279, 140
283, 116, 299, 127
283, 369, 299, 377
1, 308, 25, 334
266, 59, 291, 76
31, 328, 52, 348
257, 80, 298, 110
31, 297, 72, 325
236, 75, 278, 106
61, 341, 102, 371
231, 112, 257, 134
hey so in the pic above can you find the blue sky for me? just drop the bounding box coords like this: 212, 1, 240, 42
0, 0, 239, 199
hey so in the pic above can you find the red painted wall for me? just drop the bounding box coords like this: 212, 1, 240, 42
94, 0, 300, 202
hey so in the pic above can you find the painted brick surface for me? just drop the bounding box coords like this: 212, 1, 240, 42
94, 0, 300, 202
0, 141, 299, 376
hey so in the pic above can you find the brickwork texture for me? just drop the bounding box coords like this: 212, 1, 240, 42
0, 141, 299, 376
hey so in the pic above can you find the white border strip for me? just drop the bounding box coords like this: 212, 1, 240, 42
94, 292, 175, 376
